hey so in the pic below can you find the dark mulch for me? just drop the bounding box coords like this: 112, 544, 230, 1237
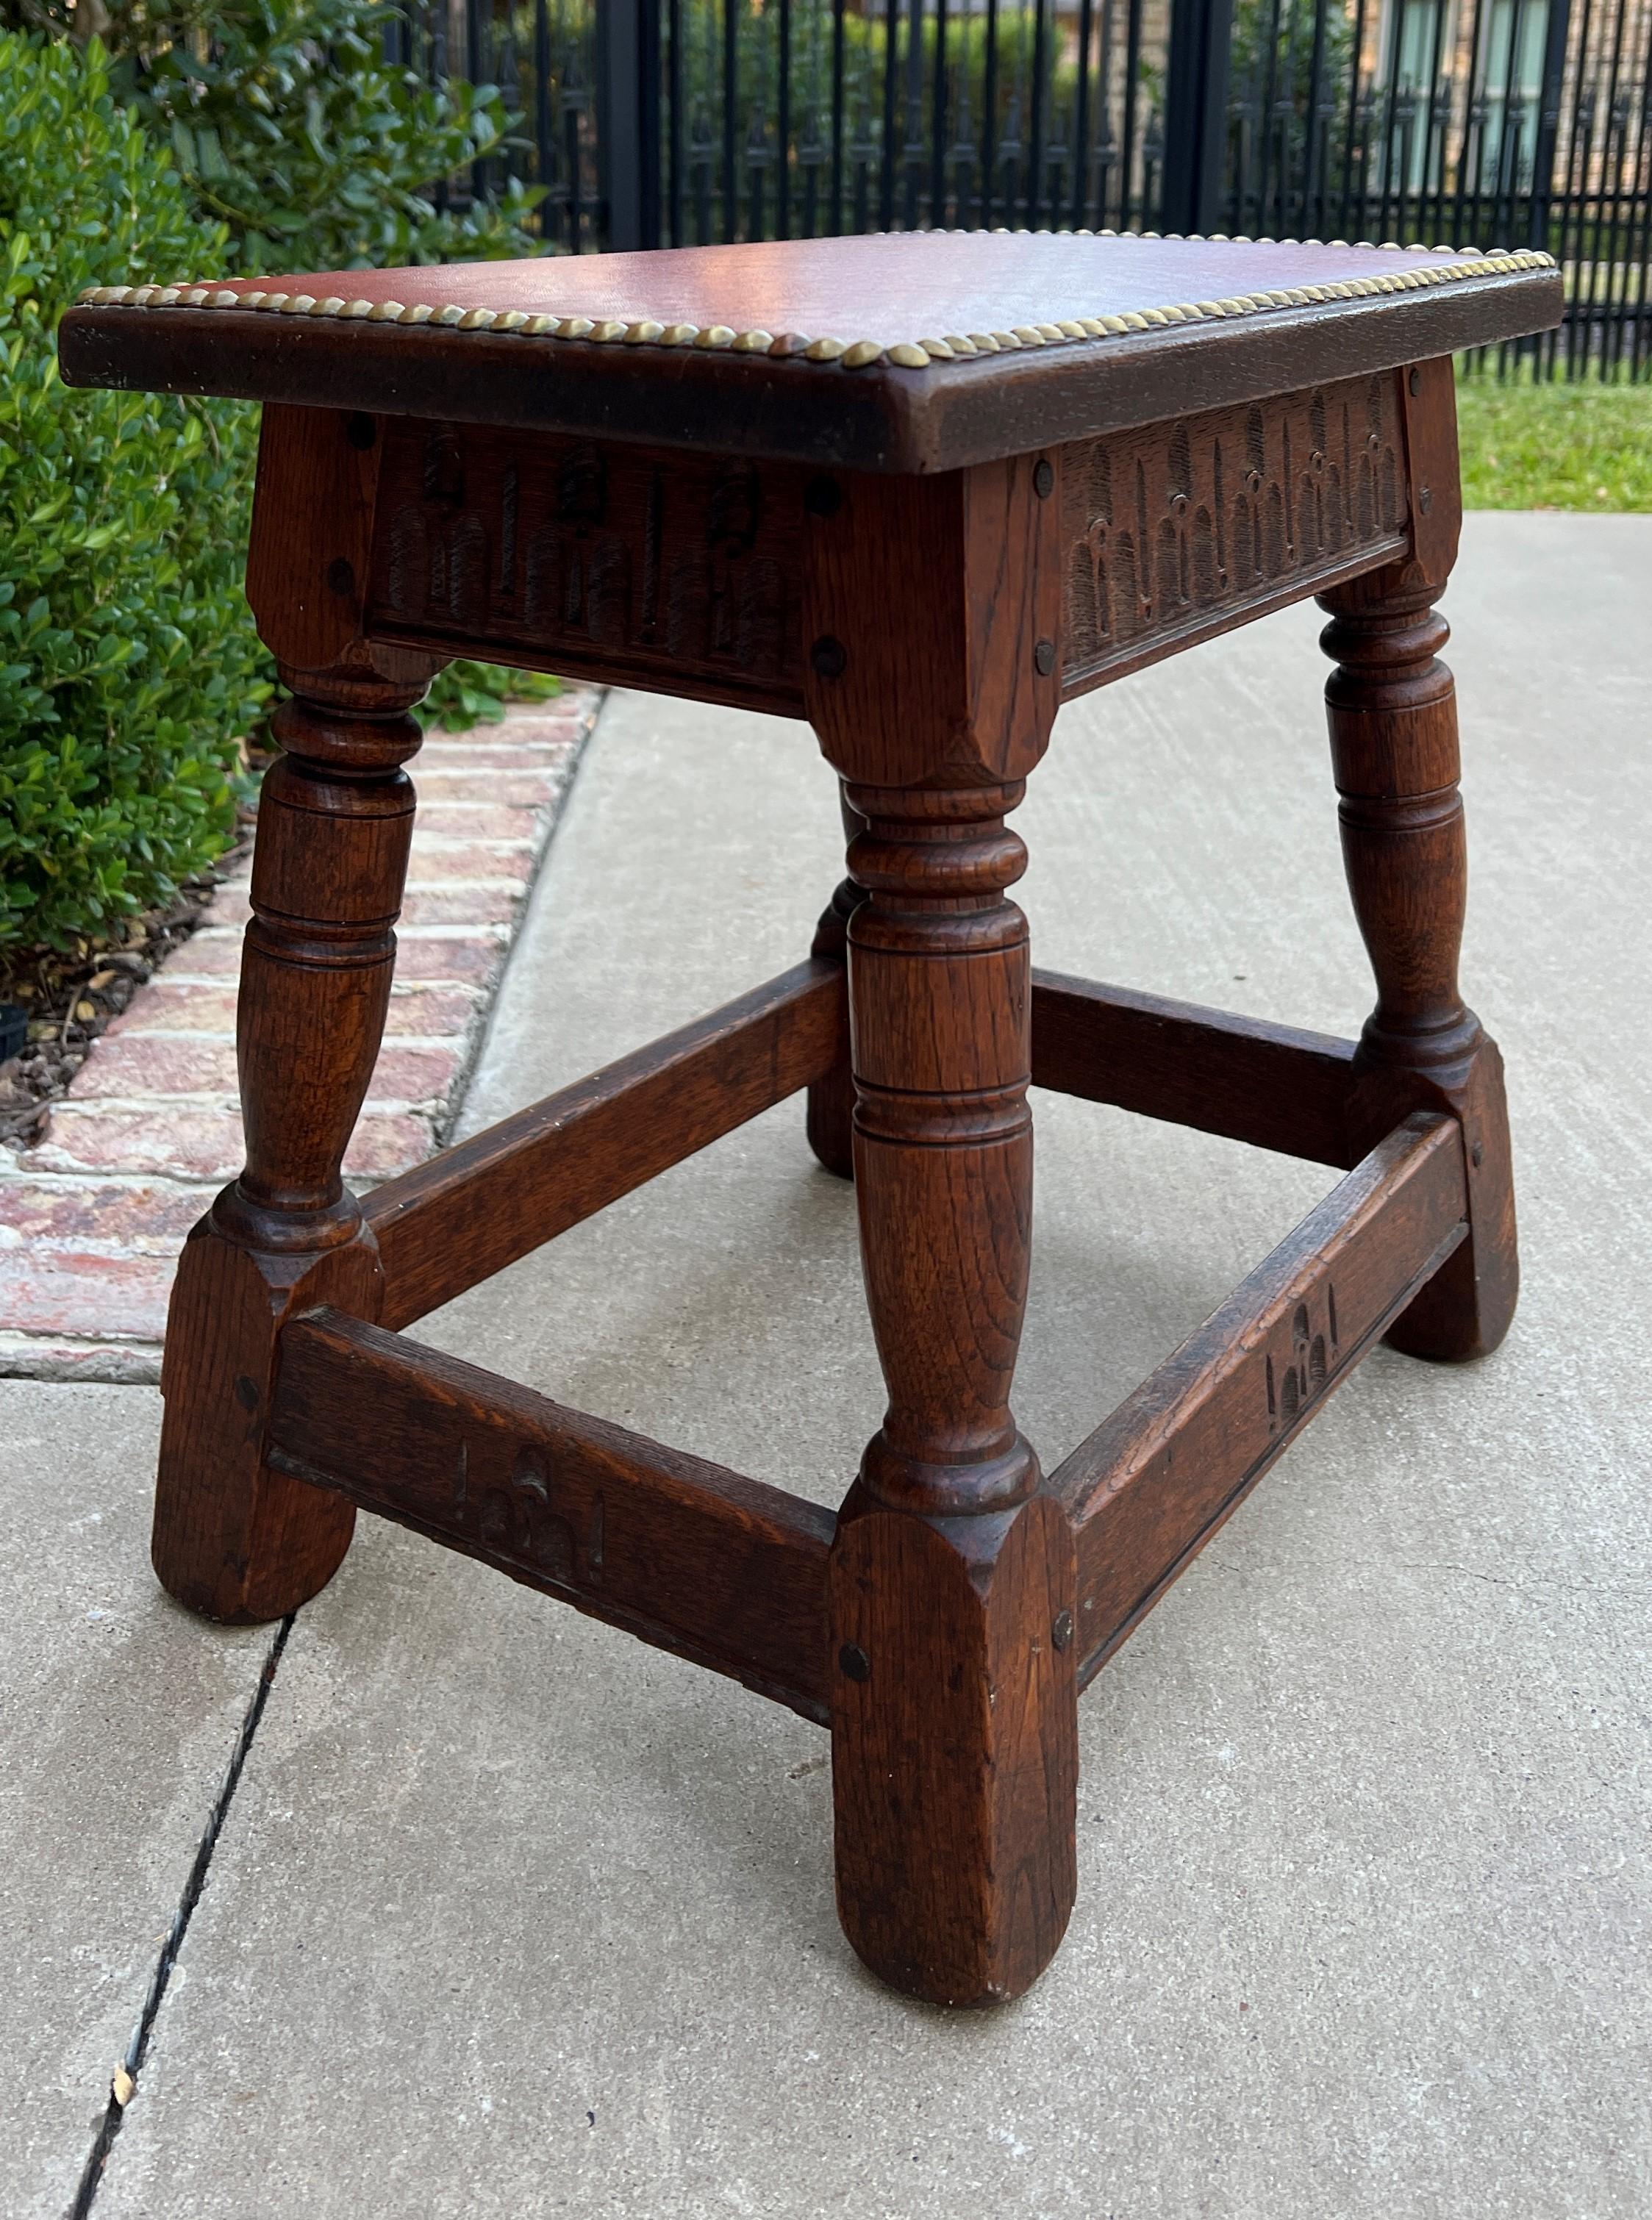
0, 834, 251, 1151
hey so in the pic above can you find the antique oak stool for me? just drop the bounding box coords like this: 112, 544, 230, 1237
62, 232, 1559, 2008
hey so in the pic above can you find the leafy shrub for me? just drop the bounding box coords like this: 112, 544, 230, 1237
0, 30, 265, 956
417, 660, 562, 735
97, 0, 543, 273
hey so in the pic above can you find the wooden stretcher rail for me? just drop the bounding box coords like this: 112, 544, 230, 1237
364, 959, 848, 1331
1030, 971, 1359, 1167
1054, 1111, 1467, 1691
268, 1308, 837, 1723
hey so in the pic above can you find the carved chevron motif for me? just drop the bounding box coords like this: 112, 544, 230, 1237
447, 1439, 606, 1588
1265, 1288, 1341, 1436
1059, 370, 1410, 691
365, 419, 810, 710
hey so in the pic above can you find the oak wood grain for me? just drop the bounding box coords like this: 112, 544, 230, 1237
153, 404, 443, 1622
364, 959, 846, 1330
1319, 373, 1517, 1362
364, 418, 812, 715
1059, 368, 1410, 695
270, 1308, 837, 1721
1056, 1111, 1467, 1689
808, 456, 1079, 2002
829, 1492, 1076, 2005
1030, 970, 1359, 1166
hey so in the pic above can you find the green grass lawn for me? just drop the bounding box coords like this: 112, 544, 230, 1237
1455, 370, 1652, 511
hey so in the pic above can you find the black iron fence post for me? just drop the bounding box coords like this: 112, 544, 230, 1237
1529, 0, 1576, 255
1162, 0, 1236, 233
598, 0, 664, 251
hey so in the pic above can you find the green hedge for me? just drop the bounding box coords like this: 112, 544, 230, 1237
0, 15, 546, 962
0, 31, 264, 956
107, 0, 542, 274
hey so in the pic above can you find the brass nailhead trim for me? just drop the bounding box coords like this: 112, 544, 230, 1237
76, 239, 1558, 372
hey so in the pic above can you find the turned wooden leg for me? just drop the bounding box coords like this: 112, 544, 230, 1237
828, 781, 1078, 2008
1320, 566, 1518, 1361
804, 783, 865, 1181
154, 678, 426, 1621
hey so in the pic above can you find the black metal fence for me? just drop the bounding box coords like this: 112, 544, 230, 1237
408, 0, 1651, 374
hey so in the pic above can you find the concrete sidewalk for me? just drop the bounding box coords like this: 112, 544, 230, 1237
5, 513, 1648, 2219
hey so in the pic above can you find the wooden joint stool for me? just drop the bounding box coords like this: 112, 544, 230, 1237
62, 232, 1559, 2007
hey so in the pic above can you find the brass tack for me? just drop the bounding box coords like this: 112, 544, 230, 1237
1055, 320, 1087, 338
399, 304, 434, 324
1119, 312, 1151, 331
1099, 314, 1131, 332
695, 324, 737, 349
457, 307, 497, 329
840, 339, 884, 369
282, 295, 316, 315
732, 328, 773, 351
366, 300, 404, 321
1076, 317, 1106, 336
557, 315, 594, 338
429, 303, 464, 326
154, 287, 182, 306
768, 332, 812, 356
312, 296, 344, 316
918, 336, 955, 358
993, 329, 1023, 348
940, 332, 976, 354
587, 318, 627, 343
523, 313, 559, 334
886, 342, 929, 368
496, 309, 529, 332
804, 336, 846, 361
1036, 321, 1067, 340
1140, 307, 1170, 325
966, 332, 1000, 352
624, 319, 665, 343
342, 298, 374, 318
259, 293, 290, 312
1011, 326, 1045, 345
183, 287, 211, 306
659, 322, 698, 345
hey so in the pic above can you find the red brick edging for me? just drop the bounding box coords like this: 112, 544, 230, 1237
0, 692, 600, 1381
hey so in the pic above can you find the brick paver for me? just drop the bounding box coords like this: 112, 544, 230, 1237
0, 694, 598, 1379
